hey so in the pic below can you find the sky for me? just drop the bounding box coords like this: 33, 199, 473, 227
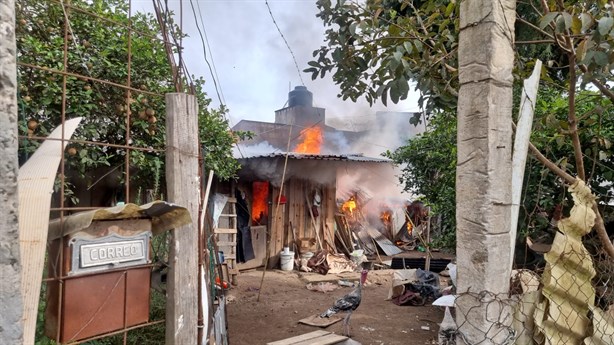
133, 0, 420, 131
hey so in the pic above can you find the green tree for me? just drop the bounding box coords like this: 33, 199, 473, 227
388, 89, 614, 250
16, 0, 240, 206
310, 0, 614, 255
386, 111, 457, 247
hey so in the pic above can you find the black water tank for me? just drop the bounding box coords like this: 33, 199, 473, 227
288, 86, 313, 107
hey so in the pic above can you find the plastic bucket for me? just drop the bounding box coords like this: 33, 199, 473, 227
280, 251, 294, 271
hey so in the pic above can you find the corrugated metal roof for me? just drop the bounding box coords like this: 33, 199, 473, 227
48, 201, 192, 240
238, 152, 392, 163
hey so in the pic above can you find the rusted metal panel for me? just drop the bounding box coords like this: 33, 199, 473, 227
48, 267, 151, 343
45, 216, 156, 343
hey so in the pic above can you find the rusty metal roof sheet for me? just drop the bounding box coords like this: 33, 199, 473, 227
48, 201, 192, 240
238, 152, 392, 163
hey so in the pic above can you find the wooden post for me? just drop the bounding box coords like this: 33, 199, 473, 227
165, 93, 200, 345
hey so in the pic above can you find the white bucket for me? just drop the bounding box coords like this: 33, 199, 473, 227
280, 251, 294, 271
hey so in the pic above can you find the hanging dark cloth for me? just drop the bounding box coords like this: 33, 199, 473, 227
235, 189, 255, 263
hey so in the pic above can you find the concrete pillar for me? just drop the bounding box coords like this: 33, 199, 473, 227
455, 0, 516, 343
0, 0, 24, 343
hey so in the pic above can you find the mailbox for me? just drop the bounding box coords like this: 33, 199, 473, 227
44, 202, 191, 343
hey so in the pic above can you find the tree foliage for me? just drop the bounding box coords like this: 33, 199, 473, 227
385, 111, 457, 247
308, 0, 614, 110
312, 0, 614, 250
306, 0, 460, 111
16, 0, 240, 205
390, 89, 614, 249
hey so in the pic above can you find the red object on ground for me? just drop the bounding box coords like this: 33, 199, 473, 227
216, 276, 229, 289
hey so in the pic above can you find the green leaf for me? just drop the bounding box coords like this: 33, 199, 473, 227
356, 56, 368, 70
593, 51, 608, 66
571, 16, 582, 35
598, 16, 614, 35
580, 13, 593, 32
397, 76, 409, 99
389, 81, 400, 104
576, 39, 588, 62
413, 40, 423, 52
555, 16, 567, 33
393, 51, 403, 62
561, 12, 573, 30
540, 12, 559, 30
559, 120, 569, 130
445, 2, 455, 17
403, 41, 413, 54
349, 22, 358, 35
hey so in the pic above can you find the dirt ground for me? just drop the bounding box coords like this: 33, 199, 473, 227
226, 268, 445, 345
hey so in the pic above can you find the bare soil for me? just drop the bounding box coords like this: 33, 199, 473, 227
226, 269, 444, 345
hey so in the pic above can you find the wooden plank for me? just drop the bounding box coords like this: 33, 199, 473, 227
214, 228, 237, 234
324, 186, 336, 250
217, 241, 237, 246
267, 331, 331, 345
273, 203, 285, 255
165, 93, 200, 345
293, 333, 348, 345
298, 314, 343, 327
297, 181, 306, 239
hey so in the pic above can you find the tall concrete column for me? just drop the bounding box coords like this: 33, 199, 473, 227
0, 0, 24, 343
456, 0, 516, 343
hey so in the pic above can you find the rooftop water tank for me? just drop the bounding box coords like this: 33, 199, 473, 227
288, 86, 313, 107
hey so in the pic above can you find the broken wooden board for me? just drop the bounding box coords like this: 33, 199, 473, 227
267, 330, 348, 345
299, 314, 343, 327
300, 272, 360, 284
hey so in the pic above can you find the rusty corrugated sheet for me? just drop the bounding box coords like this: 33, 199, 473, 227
239, 152, 392, 163
19, 117, 82, 344
48, 200, 192, 240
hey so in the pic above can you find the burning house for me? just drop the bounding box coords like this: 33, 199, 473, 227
229, 86, 423, 269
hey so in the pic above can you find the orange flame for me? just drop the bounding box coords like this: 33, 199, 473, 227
341, 196, 357, 215
380, 211, 392, 225
294, 126, 322, 154
251, 181, 269, 225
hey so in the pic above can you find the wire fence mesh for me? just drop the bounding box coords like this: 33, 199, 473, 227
15, 0, 190, 343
